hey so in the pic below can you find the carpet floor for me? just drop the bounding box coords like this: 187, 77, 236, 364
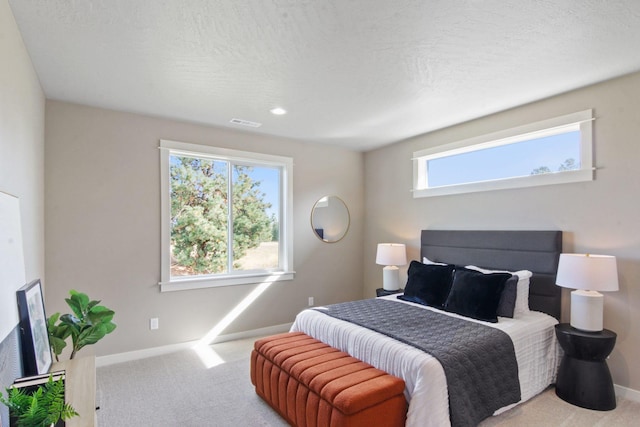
97, 349, 287, 426
97, 339, 639, 426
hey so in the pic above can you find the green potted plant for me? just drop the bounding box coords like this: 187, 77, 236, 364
0, 376, 78, 427
46, 290, 116, 361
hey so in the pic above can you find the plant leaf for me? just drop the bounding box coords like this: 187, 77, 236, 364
49, 336, 68, 356
69, 290, 91, 313
76, 326, 107, 349
65, 296, 84, 319
87, 306, 115, 324
59, 314, 82, 331
103, 321, 117, 334
47, 312, 60, 327
86, 299, 101, 312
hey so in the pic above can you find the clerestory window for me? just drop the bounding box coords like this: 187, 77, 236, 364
413, 110, 594, 197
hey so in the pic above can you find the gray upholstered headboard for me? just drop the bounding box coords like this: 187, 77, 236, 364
420, 230, 562, 319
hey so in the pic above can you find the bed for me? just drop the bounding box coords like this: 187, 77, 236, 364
291, 230, 563, 427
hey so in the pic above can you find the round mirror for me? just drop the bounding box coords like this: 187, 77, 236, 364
311, 196, 350, 243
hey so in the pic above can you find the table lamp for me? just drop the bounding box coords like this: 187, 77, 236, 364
556, 253, 619, 332
376, 243, 407, 291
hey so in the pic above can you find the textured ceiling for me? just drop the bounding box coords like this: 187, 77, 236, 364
8, 0, 640, 151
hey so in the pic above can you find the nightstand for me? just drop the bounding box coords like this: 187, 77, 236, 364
376, 288, 403, 297
554, 323, 617, 410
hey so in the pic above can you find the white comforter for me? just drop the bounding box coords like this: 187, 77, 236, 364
290, 295, 561, 427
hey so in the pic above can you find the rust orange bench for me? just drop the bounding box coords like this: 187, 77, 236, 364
250, 331, 407, 427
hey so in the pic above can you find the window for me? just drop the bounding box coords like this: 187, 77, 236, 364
413, 110, 594, 198
159, 140, 294, 292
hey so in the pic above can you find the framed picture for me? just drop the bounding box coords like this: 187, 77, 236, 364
16, 279, 52, 376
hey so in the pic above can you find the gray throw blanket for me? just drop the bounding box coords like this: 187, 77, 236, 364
314, 298, 520, 427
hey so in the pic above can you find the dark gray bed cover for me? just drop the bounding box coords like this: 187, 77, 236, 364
315, 298, 521, 427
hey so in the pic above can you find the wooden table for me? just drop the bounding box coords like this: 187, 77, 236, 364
52, 356, 97, 427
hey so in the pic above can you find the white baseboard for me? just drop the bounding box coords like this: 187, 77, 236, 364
208, 322, 292, 344
615, 384, 640, 403
96, 322, 292, 368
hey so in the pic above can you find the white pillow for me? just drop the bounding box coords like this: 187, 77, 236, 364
465, 265, 533, 317
423, 256, 447, 266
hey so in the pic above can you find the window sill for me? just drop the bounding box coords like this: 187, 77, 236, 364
413, 168, 593, 198
159, 271, 295, 292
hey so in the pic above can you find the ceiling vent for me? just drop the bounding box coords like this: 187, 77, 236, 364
230, 118, 262, 128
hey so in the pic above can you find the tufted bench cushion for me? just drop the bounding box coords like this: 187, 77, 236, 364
250, 331, 407, 427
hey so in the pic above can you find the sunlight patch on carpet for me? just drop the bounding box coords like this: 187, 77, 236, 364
193, 278, 277, 367
192, 343, 225, 369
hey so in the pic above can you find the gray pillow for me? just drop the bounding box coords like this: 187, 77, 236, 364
497, 275, 518, 318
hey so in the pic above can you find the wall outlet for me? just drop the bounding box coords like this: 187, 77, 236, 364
150, 317, 159, 330
308, 297, 314, 306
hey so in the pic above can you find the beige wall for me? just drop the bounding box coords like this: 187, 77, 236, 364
9, 0, 638, 393
364, 71, 640, 391
0, 0, 45, 286
44, 101, 364, 356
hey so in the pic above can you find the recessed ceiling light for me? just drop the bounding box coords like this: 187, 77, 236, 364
270, 107, 287, 115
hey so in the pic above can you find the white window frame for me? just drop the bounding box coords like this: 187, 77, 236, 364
412, 110, 594, 198
159, 140, 294, 292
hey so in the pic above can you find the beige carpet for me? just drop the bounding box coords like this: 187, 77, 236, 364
479, 387, 639, 426
97, 337, 639, 426
97, 350, 288, 426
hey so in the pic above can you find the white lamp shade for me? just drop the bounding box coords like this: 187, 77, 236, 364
376, 243, 407, 266
556, 253, 619, 292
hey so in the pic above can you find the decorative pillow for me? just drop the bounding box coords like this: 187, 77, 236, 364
497, 275, 518, 318
466, 265, 533, 317
398, 261, 455, 308
444, 267, 512, 323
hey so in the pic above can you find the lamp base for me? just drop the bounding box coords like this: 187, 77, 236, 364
570, 290, 604, 332
382, 266, 400, 291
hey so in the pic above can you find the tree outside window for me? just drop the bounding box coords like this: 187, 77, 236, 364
170, 155, 279, 278
160, 140, 293, 291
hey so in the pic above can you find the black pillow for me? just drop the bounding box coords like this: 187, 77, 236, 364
496, 275, 518, 318
397, 261, 455, 308
444, 267, 511, 322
